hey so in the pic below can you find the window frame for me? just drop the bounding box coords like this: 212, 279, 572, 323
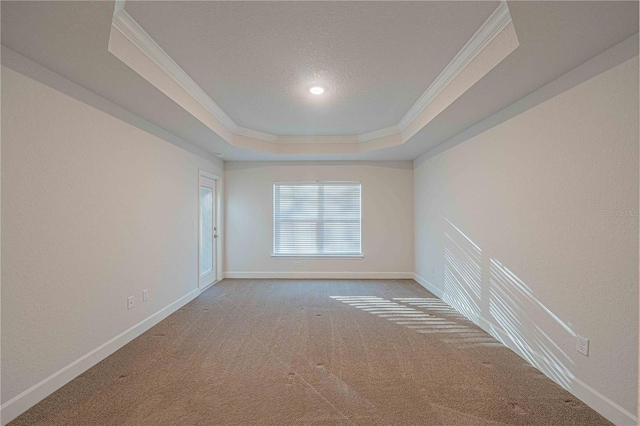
271, 180, 363, 259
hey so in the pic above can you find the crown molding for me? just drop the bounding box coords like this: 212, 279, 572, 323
111, 7, 238, 133
398, 1, 512, 131
276, 135, 361, 144
113, 0, 126, 15
110, 1, 513, 153
235, 126, 278, 143
359, 125, 400, 142
235, 128, 365, 145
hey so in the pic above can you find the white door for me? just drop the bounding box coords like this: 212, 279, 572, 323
199, 175, 217, 289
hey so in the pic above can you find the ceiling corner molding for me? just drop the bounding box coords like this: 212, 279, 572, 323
398, 1, 512, 131
113, 0, 126, 15
275, 135, 361, 145
109, 0, 516, 157
359, 125, 400, 142
111, 6, 238, 133
235, 127, 278, 143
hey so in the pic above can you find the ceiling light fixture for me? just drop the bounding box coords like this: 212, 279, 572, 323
309, 86, 325, 95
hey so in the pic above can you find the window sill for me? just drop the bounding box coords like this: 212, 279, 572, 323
271, 254, 364, 259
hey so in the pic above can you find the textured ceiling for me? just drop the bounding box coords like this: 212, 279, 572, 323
1, 1, 638, 162
125, 1, 499, 136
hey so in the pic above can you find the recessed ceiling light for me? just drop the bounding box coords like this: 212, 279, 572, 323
309, 86, 325, 95
215, 152, 224, 158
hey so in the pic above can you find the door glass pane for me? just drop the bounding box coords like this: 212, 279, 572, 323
200, 186, 213, 276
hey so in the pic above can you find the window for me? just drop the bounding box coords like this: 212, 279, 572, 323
273, 181, 362, 257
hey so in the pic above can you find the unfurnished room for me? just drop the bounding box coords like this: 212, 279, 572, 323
1, 1, 639, 425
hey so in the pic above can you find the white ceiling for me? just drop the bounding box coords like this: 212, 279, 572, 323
1, 1, 638, 162
125, 1, 498, 136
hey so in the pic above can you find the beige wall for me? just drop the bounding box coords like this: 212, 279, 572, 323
224, 161, 413, 278
414, 57, 638, 422
1, 66, 222, 408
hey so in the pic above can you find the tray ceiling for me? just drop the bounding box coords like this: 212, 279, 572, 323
109, 0, 520, 155
125, 1, 499, 137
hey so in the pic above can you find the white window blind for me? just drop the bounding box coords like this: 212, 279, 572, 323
273, 181, 362, 257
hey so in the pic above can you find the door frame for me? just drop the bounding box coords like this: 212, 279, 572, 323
198, 169, 223, 292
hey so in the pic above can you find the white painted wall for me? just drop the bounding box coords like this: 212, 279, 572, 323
2, 25, 637, 426
414, 56, 638, 424
224, 161, 413, 278
1, 65, 223, 419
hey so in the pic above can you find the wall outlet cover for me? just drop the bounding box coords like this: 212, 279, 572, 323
576, 335, 589, 356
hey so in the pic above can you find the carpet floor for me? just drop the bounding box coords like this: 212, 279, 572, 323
11, 279, 611, 425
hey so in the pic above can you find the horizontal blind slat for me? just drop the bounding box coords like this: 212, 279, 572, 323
274, 182, 361, 256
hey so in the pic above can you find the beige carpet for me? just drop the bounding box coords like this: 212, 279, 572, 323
11, 279, 611, 425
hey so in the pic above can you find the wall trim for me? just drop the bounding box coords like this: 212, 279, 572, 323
1, 46, 223, 168
420, 288, 637, 426
482, 318, 637, 426
199, 280, 218, 294
235, 126, 278, 143
234, 127, 398, 146
413, 34, 639, 168
568, 377, 637, 426
224, 272, 414, 279
359, 125, 401, 142
111, 8, 238, 133
275, 135, 361, 145
398, 0, 512, 131
0, 288, 200, 425
412, 273, 444, 298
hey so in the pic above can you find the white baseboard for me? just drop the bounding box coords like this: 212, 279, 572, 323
223, 271, 414, 279
570, 376, 637, 426
412, 273, 444, 298
482, 319, 636, 426
0, 288, 200, 425
199, 280, 218, 293
422, 289, 637, 426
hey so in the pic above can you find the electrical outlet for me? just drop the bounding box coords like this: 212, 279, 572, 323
143, 289, 149, 301
576, 335, 589, 356
294, 261, 301, 266
128, 296, 135, 310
